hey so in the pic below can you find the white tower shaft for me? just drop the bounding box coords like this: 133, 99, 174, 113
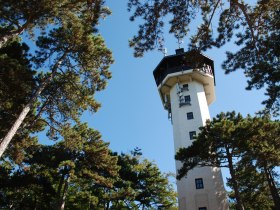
169, 81, 228, 210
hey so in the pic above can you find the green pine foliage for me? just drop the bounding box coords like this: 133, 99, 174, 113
108, 151, 177, 209
0, 0, 111, 48
227, 157, 274, 210
33, 20, 113, 140
0, 124, 119, 209
0, 130, 178, 209
128, 0, 280, 115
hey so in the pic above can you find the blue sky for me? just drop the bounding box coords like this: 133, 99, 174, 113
83, 0, 266, 182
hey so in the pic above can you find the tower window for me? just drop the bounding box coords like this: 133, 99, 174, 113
184, 95, 191, 103
187, 112, 194, 120
198, 208, 207, 210
189, 131, 196, 140
182, 84, 189, 91
179, 95, 191, 107
195, 178, 204, 189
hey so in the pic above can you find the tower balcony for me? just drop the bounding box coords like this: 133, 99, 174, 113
153, 49, 216, 107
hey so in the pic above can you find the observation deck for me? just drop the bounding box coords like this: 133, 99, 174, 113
153, 49, 216, 106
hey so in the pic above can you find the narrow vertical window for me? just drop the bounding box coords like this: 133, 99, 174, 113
187, 112, 194, 120
182, 84, 189, 91
184, 95, 191, 103
179, 95, 191, 107
195, 178, 204, 189
189, 131, 196, 140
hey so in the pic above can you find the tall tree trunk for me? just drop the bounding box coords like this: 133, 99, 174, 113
0, 53, 67, 158
56, 173, 65, 203
263, 164, 280, 210
226, 147, 245, 210
59, 175, 70, 210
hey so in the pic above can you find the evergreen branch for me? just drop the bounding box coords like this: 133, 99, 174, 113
40, 119, 61, 134
57, 68, 88, 106
207, 0, 221, 30
231, 0, 259, 54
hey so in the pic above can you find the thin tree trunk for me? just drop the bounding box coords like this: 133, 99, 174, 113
57, 173, 66, 197
226, 147, 245, 210
60, 175, 70, 210
0, 53, 67, 158
105, 202, 110, 210
263, 164, 280, 210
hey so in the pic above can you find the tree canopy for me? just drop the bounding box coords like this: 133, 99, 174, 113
0, 0, 111, 48
109, 150, 178, 209
128, 0, 280, 115
0, 128, 177, 209
0, 0, 113, 157
0, 123, 119, 209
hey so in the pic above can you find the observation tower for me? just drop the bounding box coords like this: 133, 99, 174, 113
153, 49, 228, 210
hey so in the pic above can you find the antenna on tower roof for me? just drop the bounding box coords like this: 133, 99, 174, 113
177, 37, 184, 49
164, 48, 167, 56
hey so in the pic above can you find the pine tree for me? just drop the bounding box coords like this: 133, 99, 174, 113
240, 116, 280, 209
0, 13, 113, 157
107, 150, 178, 210
227, 157, 274, 210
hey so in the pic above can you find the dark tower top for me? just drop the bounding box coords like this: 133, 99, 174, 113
153, 49, 215, 86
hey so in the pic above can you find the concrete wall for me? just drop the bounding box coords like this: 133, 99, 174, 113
169, 80, 228, 210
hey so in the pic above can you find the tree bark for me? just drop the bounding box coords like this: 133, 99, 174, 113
57, 173, 66, 198
226, 147, 245, 210
231, 0, 260, 55
0, 53, 67, 158
105, 202, 110, 210
263, 164, 280, 210
59, 175, 70, 210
